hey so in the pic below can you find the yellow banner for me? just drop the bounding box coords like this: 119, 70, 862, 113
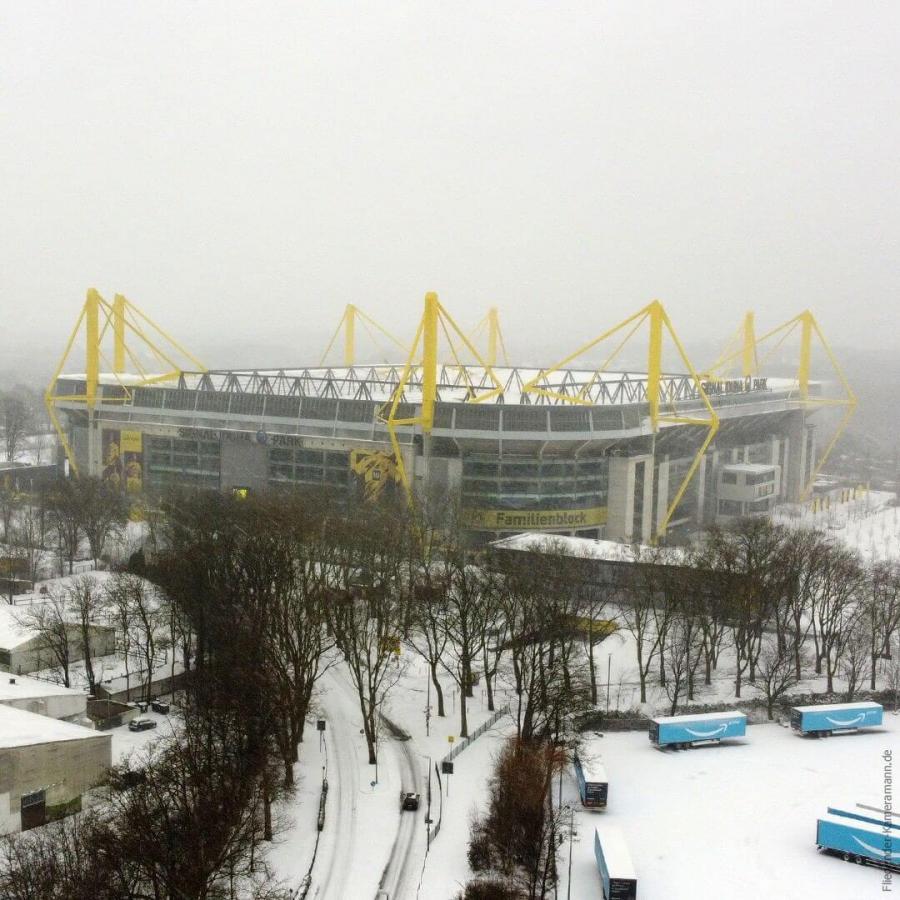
120, 430, 143, 454
462, 506, 607, 531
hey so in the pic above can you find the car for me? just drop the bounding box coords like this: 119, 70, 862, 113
128, 717, 157, 732
150, 700, 170, 714
401, 792, 420, 811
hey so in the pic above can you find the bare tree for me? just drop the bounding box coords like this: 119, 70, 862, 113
812, 543, 866, 693
661, 613, 704, 715
14, 591, 72, 685
867, 561, 900, 690
1, 391, 32, 462
103, 573, 137, 696
66, 576, 105, 695
756, 634, 806, 719
841, 621, 871, 701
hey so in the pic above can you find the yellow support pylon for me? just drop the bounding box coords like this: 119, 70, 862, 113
706, 309, 855, 500
383, 292, 505, 497
468, 307, 510, 367
46, 289, 206, 475
521, 299, 719, 539
319, 304, 409, 367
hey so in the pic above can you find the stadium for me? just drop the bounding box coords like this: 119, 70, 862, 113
46, 290, 856, 545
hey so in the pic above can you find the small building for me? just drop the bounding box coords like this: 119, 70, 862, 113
0, 672, 89, 722
715, 463, 781, 522
0, 604, 116, 676
0, 704, 111, 833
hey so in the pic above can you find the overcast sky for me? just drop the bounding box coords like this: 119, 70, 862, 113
1, 1, 898, 375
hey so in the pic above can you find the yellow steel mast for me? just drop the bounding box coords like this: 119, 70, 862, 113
46, 289, 206, 475
383, 292, 505, 496
521, 300, 719, 539
319, 304, 409, 366
704, 309, 856, 499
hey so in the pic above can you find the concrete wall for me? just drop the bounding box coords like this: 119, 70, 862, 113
0, 792, 17, 834
0, 734, 111, 834
0, 693, 87, 722
219, 439, 268, 493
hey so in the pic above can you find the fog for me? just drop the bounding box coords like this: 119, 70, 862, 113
1, 1, 898, 380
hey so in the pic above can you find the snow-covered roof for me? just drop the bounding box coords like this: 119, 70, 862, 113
0, 673, 88, 703
0, 605, 37, 650
490, 532, 685, 565
792, 701, 882, 713
0, 703, 108, 749
594, 826, 636, 880
651, 711, 747, 725
721, 463, 778, 474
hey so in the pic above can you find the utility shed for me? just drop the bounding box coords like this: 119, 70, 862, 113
0, 673, 89, 722
0, 704, 111, 833
0, 604, 116, 676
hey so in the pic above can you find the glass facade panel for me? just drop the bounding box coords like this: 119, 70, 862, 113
146, 436, 221, 490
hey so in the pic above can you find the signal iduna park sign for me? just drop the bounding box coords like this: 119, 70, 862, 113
462, 506, 608, 531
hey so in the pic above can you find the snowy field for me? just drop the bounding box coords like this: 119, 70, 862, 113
564, 716, 900, 899
776, 490, 900, 562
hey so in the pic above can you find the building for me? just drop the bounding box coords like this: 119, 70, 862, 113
0, 704, 111, 833
0, 604, 116, 676
714, 462, 781, 521
0, 672, 89, 722
47, 293, 854, 545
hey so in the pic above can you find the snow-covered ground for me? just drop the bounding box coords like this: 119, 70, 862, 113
564, 716, 899, 899
110, 706, 179, 764
775, 489, 900, 562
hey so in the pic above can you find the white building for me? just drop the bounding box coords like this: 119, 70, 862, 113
0, 704, 111, 833
715, 463, 781, 522
0, 672, 89, 722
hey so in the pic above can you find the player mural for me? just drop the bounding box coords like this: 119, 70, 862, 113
101, 429, 143, 494
350, 449, 402, 501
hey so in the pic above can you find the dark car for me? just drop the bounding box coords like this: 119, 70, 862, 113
151, 700, 170, 714
401, 792, 420, 811
128, 717, 157, 732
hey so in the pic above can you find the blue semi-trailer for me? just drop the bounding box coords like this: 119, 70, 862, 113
817, 813, 900, 870
594, 827, 637, 900
790, 702, 883, 737
649, 711, 747, 749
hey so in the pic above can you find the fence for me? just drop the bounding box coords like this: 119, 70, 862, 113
430, 703, 510, 844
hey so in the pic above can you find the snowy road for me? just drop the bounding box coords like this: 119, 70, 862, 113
375, 721, 423, 900
312, 669, 360, 900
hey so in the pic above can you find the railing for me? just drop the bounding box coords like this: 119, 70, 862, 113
429, 703, 510, 846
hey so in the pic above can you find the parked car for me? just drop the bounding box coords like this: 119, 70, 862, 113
151, 700, 170, 714
401, 792, 420, 811
128, 718, 157, 732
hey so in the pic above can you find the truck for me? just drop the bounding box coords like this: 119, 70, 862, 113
649, 711, 747, 749
790, 701, 883, 737
594, 827, 636, 900
816, 813, 900, 870
573, 752, 608, 808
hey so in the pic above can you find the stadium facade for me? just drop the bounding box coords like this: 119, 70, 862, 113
47, 292, 852, 545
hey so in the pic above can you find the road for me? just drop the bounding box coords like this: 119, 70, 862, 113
311, 668, 425, 900
375, 719, 422, 900
312, 669, 360, 900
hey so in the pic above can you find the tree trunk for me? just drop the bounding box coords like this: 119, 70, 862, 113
430, 662, 445, 717
459, 684, 469, 738
588, 640, 597, 706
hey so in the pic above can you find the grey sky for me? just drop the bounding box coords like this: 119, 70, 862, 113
1, 1, 898, 374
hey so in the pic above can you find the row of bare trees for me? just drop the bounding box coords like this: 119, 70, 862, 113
1, 476, 129, 597
613, 519, 900, 717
